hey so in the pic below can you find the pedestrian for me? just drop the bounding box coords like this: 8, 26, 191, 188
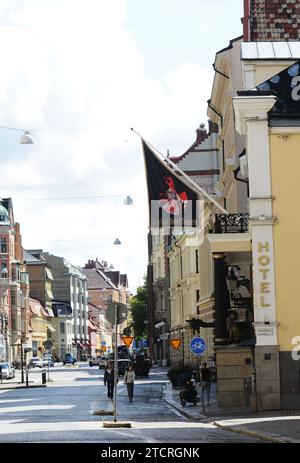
104, 361, 115, 400
200, 362, 211, 406
124, 365, 135, 402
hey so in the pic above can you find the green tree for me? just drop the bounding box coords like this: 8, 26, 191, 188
130, 280, 147, 339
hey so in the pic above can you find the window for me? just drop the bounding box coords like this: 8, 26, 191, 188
0, 237, 7, 253
1, 262, 7, 278
196, 290, 200, 315
11, 290, 15, 305
60, 322, 65, 334
195, 250, 199, 273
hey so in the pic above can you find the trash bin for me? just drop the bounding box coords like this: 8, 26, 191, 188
42, 369, 47, 384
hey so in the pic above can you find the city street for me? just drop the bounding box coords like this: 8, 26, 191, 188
0, 366, 262, 443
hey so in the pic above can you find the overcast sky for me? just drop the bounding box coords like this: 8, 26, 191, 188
0, 0, 243, 292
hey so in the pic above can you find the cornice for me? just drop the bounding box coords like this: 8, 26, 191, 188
233, 96, 277, 135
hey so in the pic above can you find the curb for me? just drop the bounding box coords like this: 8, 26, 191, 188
214, 421, 289, 444
0, 384, 47, 390
164, 398, 206, 420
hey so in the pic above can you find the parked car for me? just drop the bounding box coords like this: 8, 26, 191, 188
0, 362, 15, 379
42, 355, 54, 367
28, 357, 43, 369
63, 353, 76, 365
89, 356, 100, 367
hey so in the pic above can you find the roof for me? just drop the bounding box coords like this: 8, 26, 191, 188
242, 42, 300, 60
104, 271, 120, 287
215, 35, 243, 57
82, 268, 118, 290
23, 249, 41, 263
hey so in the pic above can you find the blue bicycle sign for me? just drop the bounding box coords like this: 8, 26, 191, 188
190, 337, 206, 355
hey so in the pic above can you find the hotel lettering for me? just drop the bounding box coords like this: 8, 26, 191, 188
257, 242, 271, 309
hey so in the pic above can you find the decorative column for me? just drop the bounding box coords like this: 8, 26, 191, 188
233, 95, 281, 411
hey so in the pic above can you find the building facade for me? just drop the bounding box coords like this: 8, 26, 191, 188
0, 199, 30, 363
42, 253, 89, 360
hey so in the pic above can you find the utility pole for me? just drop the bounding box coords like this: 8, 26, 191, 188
113, 303, 118, 423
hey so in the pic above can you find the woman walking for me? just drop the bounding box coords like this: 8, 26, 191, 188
104, 361, 115, 400
124, 365, 135, 402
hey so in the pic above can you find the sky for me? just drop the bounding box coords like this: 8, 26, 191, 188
0, 0, 244, 293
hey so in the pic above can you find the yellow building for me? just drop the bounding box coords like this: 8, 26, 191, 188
29, 298, 48, 358
208, 38, 300, 410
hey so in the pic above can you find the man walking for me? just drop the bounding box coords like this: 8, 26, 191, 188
200, 362, 211, 406
104, 361, 115, 400
124, 365, 135, 402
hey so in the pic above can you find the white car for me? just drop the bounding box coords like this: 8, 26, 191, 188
89, 356, 107, 368
42, 356, 54, 367
29, 357, 42, 368
0, 362, 15, 379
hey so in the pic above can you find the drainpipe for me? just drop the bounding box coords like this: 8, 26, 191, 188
213, 63, 229, 80
233, 166, 249, 197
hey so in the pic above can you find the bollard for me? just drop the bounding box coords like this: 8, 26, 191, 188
42, 369, 47, 384
26, 369, 29, 387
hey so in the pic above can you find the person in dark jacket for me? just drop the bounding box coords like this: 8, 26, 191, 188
104, 362, 115, 399
200, 362, 211, 405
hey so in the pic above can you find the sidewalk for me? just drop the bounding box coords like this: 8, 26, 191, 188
163, 378, 300, 443
0, 371, 47, 390
0, 380, 47, 390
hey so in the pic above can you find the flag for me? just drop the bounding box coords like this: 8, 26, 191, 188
254, 60, 300, 116
142, 139, 199, 230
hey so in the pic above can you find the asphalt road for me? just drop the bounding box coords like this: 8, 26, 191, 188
0, 365, 263, 443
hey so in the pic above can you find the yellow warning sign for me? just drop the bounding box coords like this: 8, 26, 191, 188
170, 339, 182, 350
122, 336, 134, 348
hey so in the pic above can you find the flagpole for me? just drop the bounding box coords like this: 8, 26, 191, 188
131, 128, 228, 215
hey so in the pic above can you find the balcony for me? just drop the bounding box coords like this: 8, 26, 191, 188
214, 214, 249, 234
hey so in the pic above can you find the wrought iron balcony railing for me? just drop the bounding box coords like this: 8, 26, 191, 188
214, 213, 249, 234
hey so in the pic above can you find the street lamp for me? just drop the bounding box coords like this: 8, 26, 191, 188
123, 196, 133, 205
19, 131, 34, 144
0, 126, 34, 144
114, 238, 121, 245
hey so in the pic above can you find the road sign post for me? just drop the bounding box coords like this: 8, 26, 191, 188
113, 303, 118, 423
189, 337, 207, 413
106, 302, 128, 425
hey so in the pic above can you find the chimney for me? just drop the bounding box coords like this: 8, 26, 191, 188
196, 123, 208, 144
241, 0, 251, 42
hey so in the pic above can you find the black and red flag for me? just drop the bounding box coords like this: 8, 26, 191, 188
142, 139, 199, 230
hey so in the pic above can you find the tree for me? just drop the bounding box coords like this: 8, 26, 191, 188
129, 280, 147, 339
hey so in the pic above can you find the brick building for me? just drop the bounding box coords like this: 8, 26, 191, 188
242, 0, 300, 41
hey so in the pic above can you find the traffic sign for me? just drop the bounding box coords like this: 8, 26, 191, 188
43, 340, 53, 350
123, 327, 132, 336
107, 303, 128, 325
122, 336, 134, 348
190, 337, 206, 355
170, 339, 182, 350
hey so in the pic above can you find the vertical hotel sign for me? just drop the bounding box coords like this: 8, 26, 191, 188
252, 230, 278, 346
258, 242, 272, 309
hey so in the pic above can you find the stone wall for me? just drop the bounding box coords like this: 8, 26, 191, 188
216, 346, 253, 408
